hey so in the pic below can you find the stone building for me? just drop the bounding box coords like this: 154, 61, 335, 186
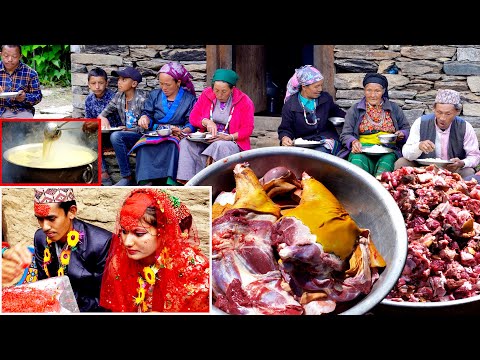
70, 44, 480, 146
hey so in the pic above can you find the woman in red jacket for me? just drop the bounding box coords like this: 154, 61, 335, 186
176, 69, 255, 183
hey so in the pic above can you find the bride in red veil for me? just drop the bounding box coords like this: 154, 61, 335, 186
100, 188, 209, 312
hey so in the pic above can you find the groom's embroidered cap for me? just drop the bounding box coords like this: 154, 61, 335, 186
34, 188, 76, 204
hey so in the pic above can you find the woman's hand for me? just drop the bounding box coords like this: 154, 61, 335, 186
281, 136, 293, 146
214, 132, 233, 142
171, 126, 184, 139
138, 115, 150, 129
202, 118, 218, 137
394, 130, 405, 141
351, 139, 362, 153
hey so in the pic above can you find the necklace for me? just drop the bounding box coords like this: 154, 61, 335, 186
209, 101, 235, 132
134, 247, 173, 312
299, 95, 318, 126
43, 229, 82, 277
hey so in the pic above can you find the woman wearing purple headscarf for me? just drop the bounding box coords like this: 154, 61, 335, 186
278, 65, 346, 155
132, 61, 197, 185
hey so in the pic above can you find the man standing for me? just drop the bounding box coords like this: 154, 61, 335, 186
395, 89, 480, 178
0, 45, 43, 118
33, 188, 112, 312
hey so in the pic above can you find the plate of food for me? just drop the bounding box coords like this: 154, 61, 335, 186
101, 126, 125, 133
189, 131, 207, 139
187, 136, 210, 143
2, 276, 79, 313
362, 145, 394, 154
294, 138, 325, 148
416, 158, 453, 166
146, 131, 162, 137
0, 91, 20, 99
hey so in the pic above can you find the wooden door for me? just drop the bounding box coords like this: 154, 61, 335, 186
206, 45, 267, 113
235, 45, 266, 113
206, 45, 335, 113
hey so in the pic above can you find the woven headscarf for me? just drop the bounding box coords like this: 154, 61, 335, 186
158, 61, 196, 96
284, 65, 324, 103
99, 188, 209, 312
363, 73, 389, 99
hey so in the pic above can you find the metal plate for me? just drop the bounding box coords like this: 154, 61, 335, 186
0, 91, 20, 99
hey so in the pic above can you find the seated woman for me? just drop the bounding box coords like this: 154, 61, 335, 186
99, 188, 210, 313
278, 65, 345, 154
130, 62, 197, 185
339, 73, 410, 179
176, 69, 254, 184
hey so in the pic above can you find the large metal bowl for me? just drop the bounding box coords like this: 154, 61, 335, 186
187, 146, 408, 315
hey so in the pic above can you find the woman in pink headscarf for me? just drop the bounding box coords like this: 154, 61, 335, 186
131, 61, 198, 185
278, 65, 346, 155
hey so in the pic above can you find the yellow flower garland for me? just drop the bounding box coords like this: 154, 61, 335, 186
43, 229, 82, 278
133, 248, 172, 312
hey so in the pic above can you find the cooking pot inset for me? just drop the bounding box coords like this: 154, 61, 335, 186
3, 143, 98, 184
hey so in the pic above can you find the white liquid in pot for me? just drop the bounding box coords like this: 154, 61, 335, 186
7, 143, 96, 169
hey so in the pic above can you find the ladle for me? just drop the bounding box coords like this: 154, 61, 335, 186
44, 121, 80, 141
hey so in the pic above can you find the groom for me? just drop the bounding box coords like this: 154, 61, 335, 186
33, 187, 113, 312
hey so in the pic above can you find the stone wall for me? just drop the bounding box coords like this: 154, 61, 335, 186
2, 187, 211, 256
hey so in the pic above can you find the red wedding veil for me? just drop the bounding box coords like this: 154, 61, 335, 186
100, 188, 209, 312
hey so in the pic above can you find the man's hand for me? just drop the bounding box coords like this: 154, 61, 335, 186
445, 158, 465, 173
2, 243, 32, 286
14, 90, 26, 102
138, 115, 150, 129
419, 140, 435, 154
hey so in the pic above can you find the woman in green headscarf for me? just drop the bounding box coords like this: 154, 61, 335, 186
176, 68, 255, 183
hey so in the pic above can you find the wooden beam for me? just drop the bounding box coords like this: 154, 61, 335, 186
313, 45, 336, 100
206, 45, 233, 85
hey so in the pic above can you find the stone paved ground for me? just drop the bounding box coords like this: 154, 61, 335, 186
34, 86, 73, 119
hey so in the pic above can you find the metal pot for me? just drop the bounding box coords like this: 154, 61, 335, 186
3, 143, 98, 184
187, 147, 408, 315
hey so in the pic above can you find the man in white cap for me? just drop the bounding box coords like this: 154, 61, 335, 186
33, 188, 112, 312
394, 88, 480, 178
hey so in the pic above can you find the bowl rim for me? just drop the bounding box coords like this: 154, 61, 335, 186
381, 294, 480, 308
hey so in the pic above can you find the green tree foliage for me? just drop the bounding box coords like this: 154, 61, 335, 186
21, 45, 71, 87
